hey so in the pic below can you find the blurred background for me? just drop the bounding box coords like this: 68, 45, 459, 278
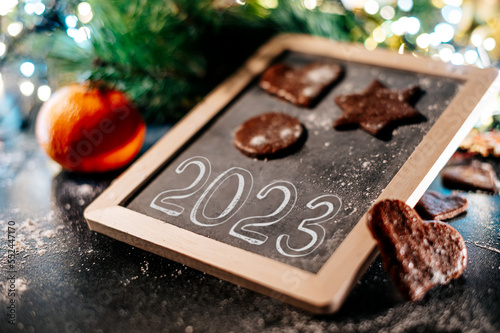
1, 0, 500, 139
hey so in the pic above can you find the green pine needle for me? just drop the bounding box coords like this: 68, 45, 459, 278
47, 0, 359, 123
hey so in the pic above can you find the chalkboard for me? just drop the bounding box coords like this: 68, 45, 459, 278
85, 34, 499, 313
126, 52, 459, 273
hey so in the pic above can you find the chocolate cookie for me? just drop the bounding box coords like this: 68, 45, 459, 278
367, 199, 467, 301
441, 161, 498, 194
416, 190, 468, 221
333, 80, 422, 136
234, 112, 305, 159
259, 62, 342, 107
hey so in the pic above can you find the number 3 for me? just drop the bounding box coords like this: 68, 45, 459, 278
276, 194, 341, 257
229, 181, 297, 245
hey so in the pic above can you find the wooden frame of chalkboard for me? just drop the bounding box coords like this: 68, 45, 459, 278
84, 34, 499, 313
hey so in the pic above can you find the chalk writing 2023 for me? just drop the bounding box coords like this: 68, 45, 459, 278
150, 156, 342, 257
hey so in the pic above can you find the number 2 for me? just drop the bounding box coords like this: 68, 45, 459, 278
150, 156, 211, 216
190, 167, 253, 227
229, 181, 297, 245
276, 194, 341, 257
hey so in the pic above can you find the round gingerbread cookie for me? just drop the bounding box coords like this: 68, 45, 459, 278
234, 112, 305, 159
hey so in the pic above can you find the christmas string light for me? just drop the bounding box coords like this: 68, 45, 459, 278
0, 0, 499, 120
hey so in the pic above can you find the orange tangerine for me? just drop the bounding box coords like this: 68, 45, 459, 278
35, 84, 146, 172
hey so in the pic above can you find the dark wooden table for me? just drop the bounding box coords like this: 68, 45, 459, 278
1, 124, 500, 332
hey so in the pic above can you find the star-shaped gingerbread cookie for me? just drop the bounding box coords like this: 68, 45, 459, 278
333, 80, 422, 136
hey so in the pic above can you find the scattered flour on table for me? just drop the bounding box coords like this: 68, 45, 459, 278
0, 278, 28, 303
0, 213, 63, 268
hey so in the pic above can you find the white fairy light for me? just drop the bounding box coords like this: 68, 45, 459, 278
464, 49, 478, 64
416, 33, 431, 48
78, 2, 92, 16
438, 44, 455, 62
429, 32, 442, 47
79, 11, 93, 24
20, 81, 35, 96
397, 0, 413, 12
65, 15, 78, 29
34, 2, 45, 15
391, 17, 407, 36
380, 6, 395, 20
24, 3, 35, 15
471, 33, 483, 47
483, 38, 496, 51
442, 5, 462, 24
304, 0, 318, 10
7, 22, 23, 37
364, 0, 379, 15
67, 28, 79, 39
20, 62, 35, 78
450, 53, 464, 65
37, 85, 52, 102
435, 23, 455, 42
79, 27, 91, 40
0, 0, 18, 16
72, 28, 90, 43
406, 17, 421, 35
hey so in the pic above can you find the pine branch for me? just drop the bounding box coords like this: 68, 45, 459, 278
46, 0, 362, 123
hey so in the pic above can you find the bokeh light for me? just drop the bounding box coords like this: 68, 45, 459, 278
0, 42, 6, 57
7, 22, 23, 37
20, 62, 35, 77
78, 2, 94, 23
24, 3, 35, 15
34, 2, 45, 15
380, 6, 395, 20
471, 33, 483, 47
416, 33, 431, 48
442, 5, 462, 24
304, 0, 318, 11
65, 15, 78, 29
0, 0, 18, 16
450, 52, 464, 65
398, 0, 413, 12
364, 0, 379, 15
37, 85, 52, 102
373, 27, 386, 43
391, 17, 407, 36
19, 81, 35, 96
483, 38, 496, 51
406, 17, 421, 35
464, 49, 478, 64
435, 23, 455, 42
364, 37, 377, 50
77, 2, 92, 16
438, 44, 455, 62
257, 0, 278, 9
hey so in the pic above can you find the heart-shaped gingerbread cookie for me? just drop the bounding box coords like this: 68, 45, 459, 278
441, 161, 498, 194
367, 199, 467, 301
259, 62, 342, 107
416, 190, 468, 221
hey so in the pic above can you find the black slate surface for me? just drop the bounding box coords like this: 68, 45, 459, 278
127, 52, 461, 273
1, 127, 500, 332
